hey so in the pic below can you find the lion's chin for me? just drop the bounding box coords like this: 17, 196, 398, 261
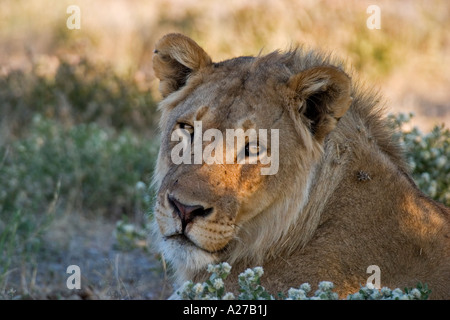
160, 235, 221, 279
164, 234, 212, 252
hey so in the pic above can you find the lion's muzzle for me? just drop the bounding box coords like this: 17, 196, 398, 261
168, 194, 213, 233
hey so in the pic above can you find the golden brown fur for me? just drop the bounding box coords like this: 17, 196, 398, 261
151, 33, 450, 299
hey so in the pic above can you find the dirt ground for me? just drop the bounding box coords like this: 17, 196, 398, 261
1, 212, 173, 300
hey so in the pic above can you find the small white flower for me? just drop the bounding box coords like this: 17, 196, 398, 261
366, 282, 375, 290
193, 283, 204, 295
428, 181, 437, 197
391, 288, 404, 299
370, 290, 381, 300
207, 264, 216, 273
421, 172, 431, 183
135, 181, 146, 191
243, 268, 255, 279
213, 278, 224, 289
436, 156, 446, 169
409, 288, 422, 299
221, 262, 232, 274
318, 281, 334, 291
422, 151, 431, 161
288, 288, 299, 295
444, 193, 450, 203
288, 288, 299, 296
329, 292, 339, 300
288, 288, 307, 300
349, 292, 363, 300
122, 224, 134, 233
300, 283, 311, 293
253, 267, 264, 277
380, 287, 392, 297
222, 292, 235, 300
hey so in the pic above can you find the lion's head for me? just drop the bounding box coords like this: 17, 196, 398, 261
151, 33, 353, 284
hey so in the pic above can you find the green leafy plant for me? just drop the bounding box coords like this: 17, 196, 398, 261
0, 115, 157, 218
0, 115, 158, 286
176, 263, 235, 300
237, 267, 273, 300
114, 215, 151, 251
176, 264, 431, 300
388, 113, 450, 206
0, 57, 158, 140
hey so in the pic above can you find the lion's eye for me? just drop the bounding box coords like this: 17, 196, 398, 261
179, 123, 194, 134
178, 123, 194, 143
245, 142, 261, 157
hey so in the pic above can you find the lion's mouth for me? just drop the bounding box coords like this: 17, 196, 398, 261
164, 233, 229, 254
165, 233, 193, 245
164, 233, 205, 250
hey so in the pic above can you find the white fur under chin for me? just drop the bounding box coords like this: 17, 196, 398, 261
157, 233, 220, 286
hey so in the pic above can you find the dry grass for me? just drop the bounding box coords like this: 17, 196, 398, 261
1, 0, 450, 130
1, 0, 450, 129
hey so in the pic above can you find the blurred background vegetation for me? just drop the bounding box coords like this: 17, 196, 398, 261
0, 0, 449, 299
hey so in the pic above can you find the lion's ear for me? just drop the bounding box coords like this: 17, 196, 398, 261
153, 33, 212, 98
288, 66, 352, 143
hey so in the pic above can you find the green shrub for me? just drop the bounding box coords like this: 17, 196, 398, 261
0, 114, 157, 217
176, 263, 431, 300
0, 209, 55, 284
0, 115, 157, 281
114, 216, 151, 251
388, 113, 450, 206
0, 54, 160, 288
0, 57, 158, 140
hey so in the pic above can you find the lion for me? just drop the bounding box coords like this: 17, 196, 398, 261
151, 33, 450, 299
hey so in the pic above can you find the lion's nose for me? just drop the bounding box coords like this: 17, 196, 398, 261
168, 195, 212, 231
